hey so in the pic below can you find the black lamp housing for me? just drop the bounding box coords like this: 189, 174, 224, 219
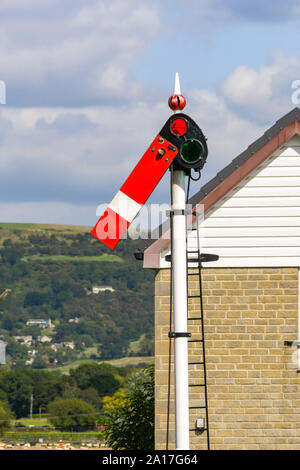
159, 113, 208, 174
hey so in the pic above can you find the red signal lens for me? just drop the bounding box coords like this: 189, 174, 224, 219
170, 118, 187, 136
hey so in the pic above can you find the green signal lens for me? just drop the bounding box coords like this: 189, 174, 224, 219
180, 139, 204, 164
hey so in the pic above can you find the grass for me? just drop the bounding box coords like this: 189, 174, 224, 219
106, 356, 154, 367
0, 222, 90, 232
54, 356, 154, 374
21, 254, 123, 263
3, 431, 104, 441
0, 222, 91, 245
16, 418, 49, 427
0, 223, 40, 230
5, 418, 106, 447
81, 346, 98, 358
128, 334, 147, 355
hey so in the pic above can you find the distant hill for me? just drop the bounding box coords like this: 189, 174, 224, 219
0, 222, 90, 244
0, 222, 154, 368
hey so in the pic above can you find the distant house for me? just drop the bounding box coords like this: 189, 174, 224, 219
51, 343, 64, 352
37, 335, 52, 343
68, 317, 80, 324
0, 340, 6, 365
14, 336, 32, 346
92, 286, 115, 294
26, 319, 52, 328
0, 288, 11, 304
28, 349, 37, 357
64, 341, 75, 350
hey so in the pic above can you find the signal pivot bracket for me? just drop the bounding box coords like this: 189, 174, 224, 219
168, 332, 192, 338
166, 209, 190, 217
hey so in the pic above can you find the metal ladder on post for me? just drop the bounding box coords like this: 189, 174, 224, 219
186, 211, 219, 451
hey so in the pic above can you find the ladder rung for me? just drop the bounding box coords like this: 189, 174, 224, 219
185, 261, 210, 450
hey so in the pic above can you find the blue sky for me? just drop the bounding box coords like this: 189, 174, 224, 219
0, 0, 300, 225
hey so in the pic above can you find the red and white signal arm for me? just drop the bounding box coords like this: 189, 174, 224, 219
91, 136, 178, 249
91, 113, 207, 249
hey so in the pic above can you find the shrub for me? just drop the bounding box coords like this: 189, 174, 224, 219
103, 364, 154, 450
47, 398, 96, 431
0, 401, 13, 434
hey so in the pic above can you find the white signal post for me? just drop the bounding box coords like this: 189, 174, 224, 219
92, 72, 195, 450
170, 73, 190, 450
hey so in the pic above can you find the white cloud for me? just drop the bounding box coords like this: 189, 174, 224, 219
188, 89, 264, 178
0, 0, 160, 105
222, 66, 273, 107
3, 45, 297, 225
220, 52, 300, 122
0, 0, 57, 8
0, 102, 170, 211
0, 0, 299, 227
0, 90, 266, 225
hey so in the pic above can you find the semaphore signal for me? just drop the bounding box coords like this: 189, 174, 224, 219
91, 74, 209, 450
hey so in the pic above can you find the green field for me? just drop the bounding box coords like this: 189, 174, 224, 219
54, 356, 154, 374
0, 221, 154, 365
0, 222, 91, 245
0, 223, 41, 230
3, 431, 104, 441
0, 222, 90, 231
15, 418, 49, 427
21, 254, 123, 263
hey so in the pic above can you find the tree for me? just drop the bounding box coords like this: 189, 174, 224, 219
5, 339, 28, 362
103, 364, 154, 450
1, 241, 24, 265
30, 370, 66, 413
69, 363, 120, 398
31, 355, 47, 369
23, 290, 51, 307
1, 315, 15, 332
62, 384, 101, 410
0, 401, 13, 434
0, 370, 33, 418
47, 398, 96, 431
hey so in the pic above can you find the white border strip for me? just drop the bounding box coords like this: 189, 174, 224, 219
109, 190, 142, 223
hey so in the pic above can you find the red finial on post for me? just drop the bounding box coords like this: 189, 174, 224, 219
168, 94, 186, 111
168, 72, 186, 111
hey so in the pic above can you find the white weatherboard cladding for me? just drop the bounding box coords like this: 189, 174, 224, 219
160, 136, 300, 268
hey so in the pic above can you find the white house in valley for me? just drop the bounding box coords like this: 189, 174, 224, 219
92, 286, 115, 294
0, 340, 6, 365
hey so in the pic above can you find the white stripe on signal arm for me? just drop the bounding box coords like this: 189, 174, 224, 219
108, 190, 142, 223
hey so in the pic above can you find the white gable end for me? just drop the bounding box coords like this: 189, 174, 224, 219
161, 135, 300, 268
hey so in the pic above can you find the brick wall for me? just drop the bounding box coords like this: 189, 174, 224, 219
155, 267, 300, 450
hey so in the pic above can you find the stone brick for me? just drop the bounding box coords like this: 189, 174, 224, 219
155, 267, 300, 450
